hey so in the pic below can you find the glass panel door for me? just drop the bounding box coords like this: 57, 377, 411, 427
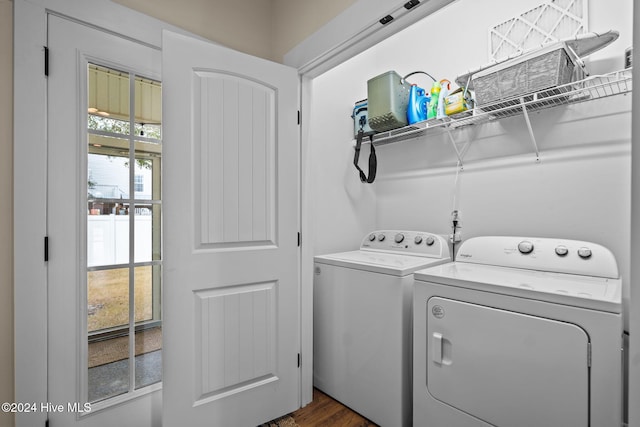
86, 64, 162, 402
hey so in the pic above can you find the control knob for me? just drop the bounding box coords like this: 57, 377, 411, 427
395, 233, 405, 244
578, 247, 592, 259
377, 234, 386, 242
425, 236, 435, 246
518, 241, 534, 254
414, 236, 423, 245
368, 233, 376, 242
555, 246, 569, 257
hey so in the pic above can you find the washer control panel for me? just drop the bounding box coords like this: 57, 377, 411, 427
361, 230, 449, 258
456, 236, 619, 279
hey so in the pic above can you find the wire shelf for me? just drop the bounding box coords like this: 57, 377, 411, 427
370, 69, 632, 146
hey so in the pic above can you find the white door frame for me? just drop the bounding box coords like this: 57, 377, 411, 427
630, 3, 640, 426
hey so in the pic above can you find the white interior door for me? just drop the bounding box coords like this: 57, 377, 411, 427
162, 31, 301, 426
427, 297, 589, 427
48, 15, 162, 426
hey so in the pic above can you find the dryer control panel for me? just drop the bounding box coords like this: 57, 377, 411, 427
456, 236, 619, 279
360, 230, 449, 259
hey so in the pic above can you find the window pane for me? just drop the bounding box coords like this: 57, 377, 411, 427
88, 148, 131, 200
134, 265, 153, 323
134, 326, 162, 390
87, 267, 130, 333
129, 155, 154, 201
134, 141, 161, 201
134, 75, 162, 141
134, 264, 162, 390
88, 64, 130, 133
88, 331, 130, 403
88, 115, 130, 135
87, 203, 129, 268
134, 204, 161, 263
135, 123, 162, 140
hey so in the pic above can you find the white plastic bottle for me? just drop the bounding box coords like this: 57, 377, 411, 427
437, 79, 451, 119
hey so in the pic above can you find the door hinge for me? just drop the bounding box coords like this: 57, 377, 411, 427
297, 232, 301, 247
44, 46, 49, 77
297, 110, 300, 125
297, 353, 301, 368
44, 236, 49, 262
587, 342, 592, 367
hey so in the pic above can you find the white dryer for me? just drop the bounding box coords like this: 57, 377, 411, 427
314, 230, 451, 427
413, 236, 623, 427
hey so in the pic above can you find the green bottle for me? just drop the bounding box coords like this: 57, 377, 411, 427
427, 80, 441, 120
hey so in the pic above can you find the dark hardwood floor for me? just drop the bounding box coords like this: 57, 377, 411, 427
291, 388, 378, 427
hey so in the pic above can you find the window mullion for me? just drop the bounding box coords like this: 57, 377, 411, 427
128, 71, 136, 394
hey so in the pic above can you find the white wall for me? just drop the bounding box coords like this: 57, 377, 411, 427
307, 59, 378, 256
309, 0, 633, 321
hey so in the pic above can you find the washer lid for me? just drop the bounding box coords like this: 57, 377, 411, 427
314, 250, 449, 277
414, 262, 621, 313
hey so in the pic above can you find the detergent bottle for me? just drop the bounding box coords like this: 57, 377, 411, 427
427, 80, 441, 120
437, 79, 451, 119
407, 84, 429, 124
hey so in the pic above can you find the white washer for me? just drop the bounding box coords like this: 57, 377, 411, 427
314, 230, 451, 427
413, 236, 623, 427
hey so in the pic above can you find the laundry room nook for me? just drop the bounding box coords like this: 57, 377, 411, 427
306, 0, 632, 311
8, 0, 640, 425
302, 0, 634, 425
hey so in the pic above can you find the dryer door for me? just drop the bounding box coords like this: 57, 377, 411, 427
427, 297, 589, 427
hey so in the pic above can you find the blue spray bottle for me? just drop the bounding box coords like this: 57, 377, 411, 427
407, 84, 430, 124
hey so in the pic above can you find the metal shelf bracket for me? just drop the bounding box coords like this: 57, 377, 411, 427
445, 126, 466, 169
519, 96, 540, 161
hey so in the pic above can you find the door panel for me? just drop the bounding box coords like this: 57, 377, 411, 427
162, 30, 300, 427
193, 71, 275, 246
427, 297, 589, 427
194, 282, 276, 400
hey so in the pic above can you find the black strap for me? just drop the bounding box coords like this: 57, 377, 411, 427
353, 129, 376, 183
